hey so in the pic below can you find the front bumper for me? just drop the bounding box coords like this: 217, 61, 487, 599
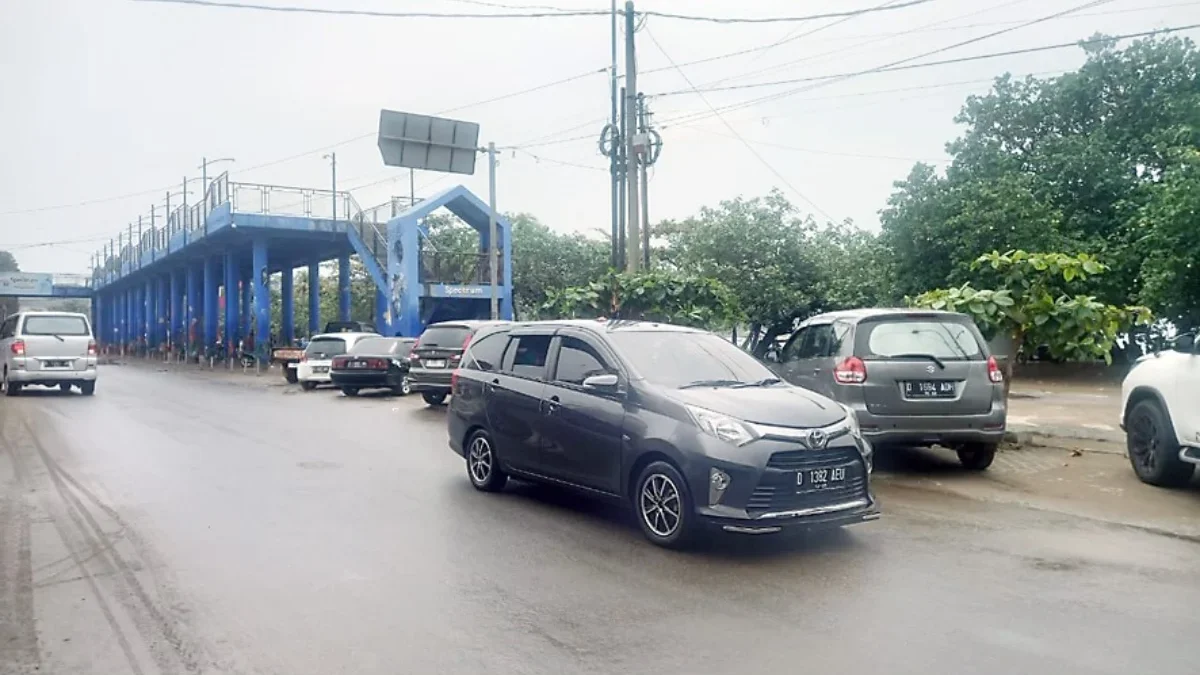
409, 367, 453, 393
853, 406, 1006, 446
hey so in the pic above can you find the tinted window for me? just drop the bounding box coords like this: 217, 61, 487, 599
463, 331, 508, 372
418, 325, 471, 349
863, 320, 982, 360
351, 338, 413, 356
505, 334, 551, 380
22, 315, 90, 336
554, 337, 610, 385
305, 337, 348, 357
608, 331, 776, 388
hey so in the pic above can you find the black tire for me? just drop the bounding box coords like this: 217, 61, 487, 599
284, 368, 298, 384
392, 375, 412, 397
300, 381, 317, 391
422, 392, 447, 406
1126, 399, 1194, 488
633, 461, 697, 549
465, 429, 507, 492
342, 387, 359, 397
80, 382, 95, 396
957, 443, 996, 471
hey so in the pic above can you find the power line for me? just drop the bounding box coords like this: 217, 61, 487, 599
645, 24, 834, 221
741, 0, 912, 69
653, 23, 1200, 97
675, 125, 950, 163
135, 0, 937, 23
512, 149, 609, 172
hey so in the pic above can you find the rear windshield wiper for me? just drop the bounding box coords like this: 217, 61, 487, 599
51, 334, 65, 342
731, 377, 783, 388
888, 353, 945, 369
679, 379, 747, 389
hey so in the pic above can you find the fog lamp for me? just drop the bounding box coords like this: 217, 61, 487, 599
709, 468, 731, 506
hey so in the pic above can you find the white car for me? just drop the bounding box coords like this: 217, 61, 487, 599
296, 332, 378, 391
0, 311, 98, 396
1120, 333, 1200, 487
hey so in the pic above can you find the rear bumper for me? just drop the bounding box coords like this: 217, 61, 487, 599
854, 406, 1006, 446
409, 367, 453, 393
330, 371, 399, 388
10, 368, 97, 384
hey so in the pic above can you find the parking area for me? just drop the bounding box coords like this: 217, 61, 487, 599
1, 363, 1197, 675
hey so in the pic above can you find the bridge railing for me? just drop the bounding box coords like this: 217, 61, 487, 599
230, 182, 354, 221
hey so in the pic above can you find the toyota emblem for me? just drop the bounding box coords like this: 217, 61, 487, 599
806, 429, 828, 450
925, 364, 936, 373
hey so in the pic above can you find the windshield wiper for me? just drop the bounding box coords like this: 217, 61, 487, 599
50, 334, 65, 342
679, 379, 746, 389
731, 377, 783, 388
889, 353, 945, 369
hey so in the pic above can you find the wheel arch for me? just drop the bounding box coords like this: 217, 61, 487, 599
1124, 386, 1172, 429
625, 441, 687, 501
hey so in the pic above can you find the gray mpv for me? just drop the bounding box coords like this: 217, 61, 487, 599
772, 309, 1005, 470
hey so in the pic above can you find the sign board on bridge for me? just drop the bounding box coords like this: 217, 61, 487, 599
0, 272, 53, 297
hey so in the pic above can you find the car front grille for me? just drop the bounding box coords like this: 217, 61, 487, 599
748, 447, 867, 514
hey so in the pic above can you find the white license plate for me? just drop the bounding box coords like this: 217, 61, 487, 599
797, 466, 846, 490
45, 361, 70, 369
424, 360, 447, 369
349, 362, 367, 369
313, 366, 329, 374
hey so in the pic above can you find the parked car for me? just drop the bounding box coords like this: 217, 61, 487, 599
296, 332, 378, 391
1120, 332, 1199, 487
772, 309, 1005, 470
447, 320, 878, 548
330, 337, 417, 397
410, 320, 509, 406
0, 311, 98, 396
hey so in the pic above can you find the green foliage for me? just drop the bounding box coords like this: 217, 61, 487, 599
910, 251, 1152, 375
270, 258, 378, 339
1135, 148, 1200, 329
0, 250, 19, 320
543, 269, 738, 329
508, 213, 609, 319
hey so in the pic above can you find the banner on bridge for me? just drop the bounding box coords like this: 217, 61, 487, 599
0, 272, 53, 297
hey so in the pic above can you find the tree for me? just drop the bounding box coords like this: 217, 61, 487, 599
1135, 147, 1200, 330
0, 250, 19, 321
543, 269, 738, 329
910, 250, 1152, 395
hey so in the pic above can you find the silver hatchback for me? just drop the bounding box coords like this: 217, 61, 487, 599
0, 311, 98, 396
772, 309, 1005, 470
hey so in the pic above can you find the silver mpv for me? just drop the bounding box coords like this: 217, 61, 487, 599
772, 309, 1006, 470
0, 311, 98, 396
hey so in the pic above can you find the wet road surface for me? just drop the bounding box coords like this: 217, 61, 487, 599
1, 365, 1197, 675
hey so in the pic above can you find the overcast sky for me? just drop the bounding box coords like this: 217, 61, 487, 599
2, 0, 1197, 274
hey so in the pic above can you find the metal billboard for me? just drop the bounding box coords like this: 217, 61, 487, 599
0, 272, 53, 297
377, 110, 480, 175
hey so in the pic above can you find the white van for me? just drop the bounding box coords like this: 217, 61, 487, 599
296, 332, 378, 391
0, 311, 98, 396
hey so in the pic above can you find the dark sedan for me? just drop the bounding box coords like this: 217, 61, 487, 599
330, 337, 417, 397
447, 320, 878, 548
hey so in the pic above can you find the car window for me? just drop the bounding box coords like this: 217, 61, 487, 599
862, 319, 983, 360
305, 337, 348, 357
418, 325, 471, 349
781, 328, 808, 363
351, 337, 410, 355
796, 324, 837, 359
21, 315, 90, 336
553, 336, 611, 385
0, 317, 15, 339
464, 331, 508, 372
608, 330, 776, 388
504, 334, 552, 380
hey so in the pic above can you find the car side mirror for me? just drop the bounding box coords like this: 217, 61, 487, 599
582, 373, 619, 391
1172, 333, 1196, 354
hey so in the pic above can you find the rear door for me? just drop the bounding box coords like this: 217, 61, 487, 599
19, 314, 93, 373
413, 323, 472, 371
854, 314, 992, 416
776, 324, 840, 397
485, 330, 553, 471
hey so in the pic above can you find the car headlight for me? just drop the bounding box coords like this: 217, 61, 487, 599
841, 404, 862, 440
685, 405, 761, 447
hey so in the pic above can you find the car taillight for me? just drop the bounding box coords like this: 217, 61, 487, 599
300, 353, 308, 363
332, 357, 345, 368
371, 358, 385, 369
87, 340, 97, 356
834, 356, 867, 384
987, 356, 1004, 383
451, 368, 460, 390
10, 340, 24, 356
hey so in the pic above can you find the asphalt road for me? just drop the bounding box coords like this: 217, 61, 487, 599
1, 365, 1197, 675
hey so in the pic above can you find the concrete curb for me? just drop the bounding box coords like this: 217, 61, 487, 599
1005, 425, 1125, 455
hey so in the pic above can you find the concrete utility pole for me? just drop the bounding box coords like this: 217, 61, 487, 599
624, 0, 641, 273
609, 0, 620, 271
487, 142, 499, 320
638, 93, 651, 269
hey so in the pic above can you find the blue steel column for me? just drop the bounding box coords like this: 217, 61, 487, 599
144, 280, 153, 349
252, 238, 269, 360
307, 260, 320, 336
187, 264, 200, 354
156, 275, 168, 349
280, 266, 294, 344
374, 289, 388, 336
240, 272, 251, 343
169, 271, 180, 350
337, 253, 351, 322
203, 256, 219, 348
224, 251, 239, 353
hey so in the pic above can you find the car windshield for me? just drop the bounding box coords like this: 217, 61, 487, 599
418, 325, 471, 348
863, 319, 983, 360
608, 330, 777, 388
22, 315, 89, 336
305, 337, 347, 357
351, 338, 413, 356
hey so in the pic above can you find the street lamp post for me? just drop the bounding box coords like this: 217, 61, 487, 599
323, 153, 337, 221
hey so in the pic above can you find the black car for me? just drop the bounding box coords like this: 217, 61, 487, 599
409, 320, 509, 406
447, 320, 879, 548
330, 337, 417, 397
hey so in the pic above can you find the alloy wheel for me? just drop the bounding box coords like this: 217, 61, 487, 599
1129, 410, 1159, 474
468, 436, 493, 484
639, 474, 682, 537
401, 376, 412, 396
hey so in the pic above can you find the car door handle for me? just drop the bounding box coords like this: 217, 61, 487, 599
543, 395, 561, 415
485, 378, 499, 392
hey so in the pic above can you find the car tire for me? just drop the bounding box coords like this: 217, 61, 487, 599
343, 387, 359, 397
957, 443, 996, 471
284, 368, 298, 384
1126, 399, 1194, 488
465, 429, 507, 492
633, 461, 697, 549
4, 370, 19, 397
393, 376, 412, 397
80, 382, 96, 397
300, 381, 317, 391
422, 392, 447, 406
